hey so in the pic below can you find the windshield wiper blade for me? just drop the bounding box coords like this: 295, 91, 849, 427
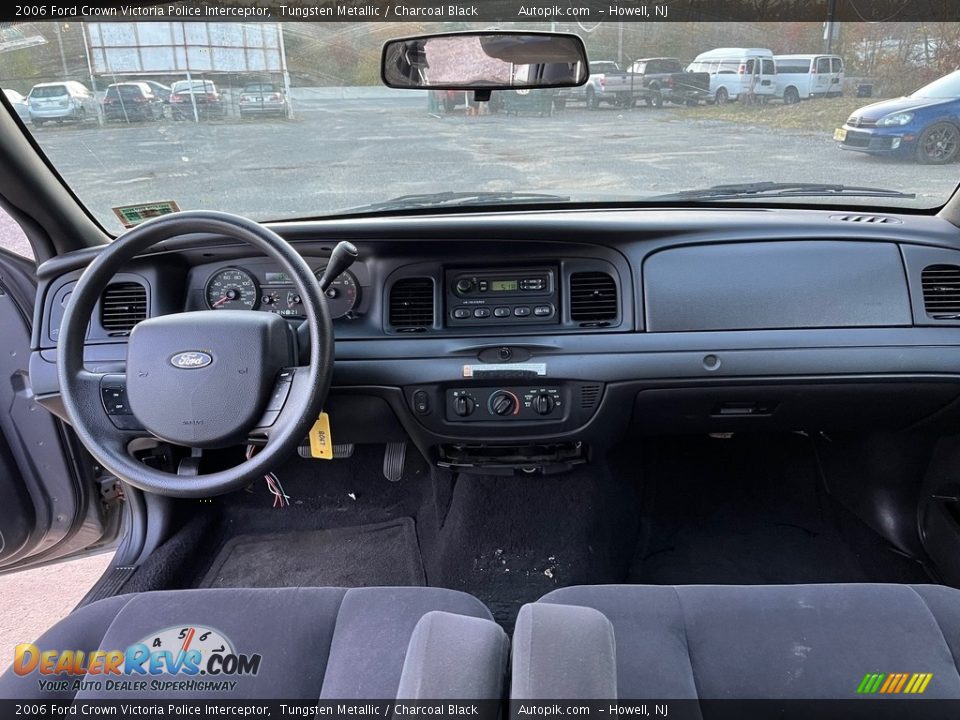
338, 191, 570, 214
650, 182, 915, 202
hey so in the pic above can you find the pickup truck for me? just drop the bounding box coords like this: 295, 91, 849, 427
556, 60, 643, 109
626, 57, 712, 107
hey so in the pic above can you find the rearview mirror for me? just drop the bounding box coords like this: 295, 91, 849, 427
381, 32, 589, 91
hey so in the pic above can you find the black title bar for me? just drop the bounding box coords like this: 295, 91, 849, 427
4, 0, 960, 24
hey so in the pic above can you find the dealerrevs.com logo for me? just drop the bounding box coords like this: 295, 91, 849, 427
13, 625, 261, 694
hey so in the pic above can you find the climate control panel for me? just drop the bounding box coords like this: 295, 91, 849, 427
446, 386, 564, 422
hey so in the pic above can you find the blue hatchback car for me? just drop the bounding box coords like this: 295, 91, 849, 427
835, 70, 960, 164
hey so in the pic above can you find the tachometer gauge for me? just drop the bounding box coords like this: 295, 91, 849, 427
205, 268, 258, 311
316, 268, 360, 319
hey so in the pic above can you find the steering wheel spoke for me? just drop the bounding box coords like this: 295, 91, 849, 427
250, 365, 314, 444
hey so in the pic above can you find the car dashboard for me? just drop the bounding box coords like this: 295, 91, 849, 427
27, 206, 960, 473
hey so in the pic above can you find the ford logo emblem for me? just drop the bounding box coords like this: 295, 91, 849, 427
170, 351, 213, 369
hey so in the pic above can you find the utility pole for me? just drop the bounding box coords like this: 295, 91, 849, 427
825, 0, 837, 55
55, 23, 68, 77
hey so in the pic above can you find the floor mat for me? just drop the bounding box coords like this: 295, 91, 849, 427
201, 518, 425, 589
632, 434, 930, 585
431, 465, 640, 631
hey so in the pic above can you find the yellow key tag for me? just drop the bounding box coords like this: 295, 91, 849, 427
308, 413, 333, 460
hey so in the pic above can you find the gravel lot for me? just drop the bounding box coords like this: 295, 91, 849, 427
0, 208, 32, 259
0, 553, 112, 673
17, 97, 957, 234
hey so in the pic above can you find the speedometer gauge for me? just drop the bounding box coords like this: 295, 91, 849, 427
205, 268, 258, 311
316, 268, 360, 319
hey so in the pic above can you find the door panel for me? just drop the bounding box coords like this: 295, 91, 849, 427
0, 246, 116, 573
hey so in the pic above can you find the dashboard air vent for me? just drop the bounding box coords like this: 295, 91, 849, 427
830, 214, 901, 224
100, 282, 147, 335
922, 264, 960, 317
570, 272, 618, 324
580, 384, 602, 411
389, 277, 434, 330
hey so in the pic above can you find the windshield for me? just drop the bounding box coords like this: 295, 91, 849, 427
28, 85, 67, 98
2, 19, 958, 230
912, 70, 960, 99
106, 85, 146, 97
171, 80, 215, 93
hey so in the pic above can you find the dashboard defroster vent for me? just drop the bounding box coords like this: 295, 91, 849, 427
830, 214, 902, 225
569, 272, 618, 325
389, 277, 434, 330
100, 282, 147, 335
922, 264, 960, 318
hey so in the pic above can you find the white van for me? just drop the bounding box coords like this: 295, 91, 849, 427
686, 48, 777, 104
774, 55, 845, 104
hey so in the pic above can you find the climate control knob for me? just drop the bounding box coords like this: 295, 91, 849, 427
453, 395, 476, 417
532, 392, 555, 416
490, 391, 517, 416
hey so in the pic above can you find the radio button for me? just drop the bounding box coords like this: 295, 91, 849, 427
452, 307, 471, 319
513, 306, 531, 317
493, 306, 511, 318
534, 304, 554, 317
473, 307, 491, 318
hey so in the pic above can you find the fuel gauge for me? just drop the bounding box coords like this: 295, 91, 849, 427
315, 268, 360, 319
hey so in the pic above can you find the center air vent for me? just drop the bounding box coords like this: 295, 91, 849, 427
389, 277, 434, 330
569, 271, 618, 324
100, 281, 147, 335
922, 264, 960, 317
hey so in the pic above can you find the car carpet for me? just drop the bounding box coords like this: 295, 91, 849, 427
200, 518, 425, 589
632, 433, 931, 585
114, 438, 928, 627
428, 463, 640, 631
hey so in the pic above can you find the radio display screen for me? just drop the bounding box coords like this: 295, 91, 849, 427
491, 279, 518, 292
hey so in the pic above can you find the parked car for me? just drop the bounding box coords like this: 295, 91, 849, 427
3, 89, 29, 122
498, 88, 556, 116
102, 82, 164, 122
835, 69, 960, 164
26, 81, 97, 126
238, 82, 287, 118
625, 57, 711, 107
687, 48, 777, 104
169, 79, 224, 119
774, 54, 845, 104
558, 60, 643, 109
142, 80, 172, 104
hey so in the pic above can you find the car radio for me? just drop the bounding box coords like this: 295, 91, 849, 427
445, 266, 559, 326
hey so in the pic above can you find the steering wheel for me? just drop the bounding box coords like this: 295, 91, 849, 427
57, 211, 334, 498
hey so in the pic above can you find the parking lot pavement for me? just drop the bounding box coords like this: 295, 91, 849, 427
0, 552, 112, 672
23, 100, 954, 229
0, 207, 33, 259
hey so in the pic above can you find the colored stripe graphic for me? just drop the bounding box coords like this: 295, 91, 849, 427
857, 673, 884, 694
856, 672, 932, 694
